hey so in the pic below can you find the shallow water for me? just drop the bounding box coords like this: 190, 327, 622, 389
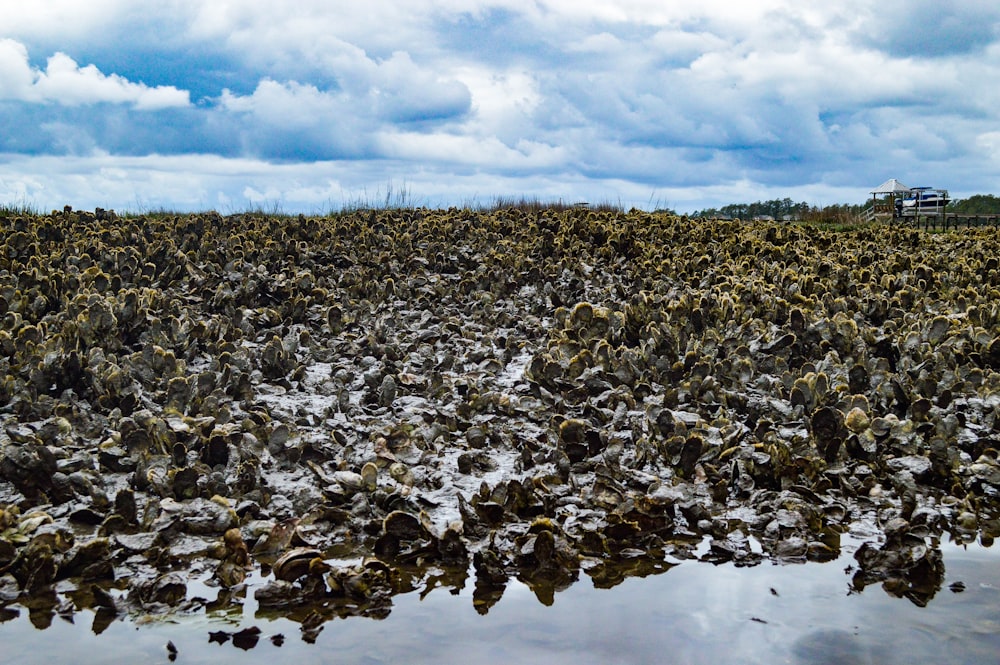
2, 539, 998, 665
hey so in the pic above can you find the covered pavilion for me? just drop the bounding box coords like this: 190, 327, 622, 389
868, 178, 910, 219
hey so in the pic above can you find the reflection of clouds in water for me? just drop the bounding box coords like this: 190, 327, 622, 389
3, 544, 997, 664
791, 629, 886, 665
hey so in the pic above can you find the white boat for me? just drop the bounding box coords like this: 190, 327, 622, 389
897, 187, 949, 216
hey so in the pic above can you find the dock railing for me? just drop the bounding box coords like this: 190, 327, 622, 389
905, 213, 1000, 231
858, 203, 894, 223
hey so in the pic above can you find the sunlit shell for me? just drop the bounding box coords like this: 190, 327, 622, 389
844, 407, 870, 434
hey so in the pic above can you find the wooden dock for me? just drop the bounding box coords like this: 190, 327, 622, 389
858, 206, 1000, 230
902, 213, 1000, 231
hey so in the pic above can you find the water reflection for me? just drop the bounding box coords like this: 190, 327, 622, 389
1, 539, 998, 664
791, 629, 889, 665
849, 536, 945, 607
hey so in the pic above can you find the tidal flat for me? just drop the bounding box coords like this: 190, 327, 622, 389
1, 208, 999, 660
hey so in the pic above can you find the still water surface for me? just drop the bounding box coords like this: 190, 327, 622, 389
2, 540, 998, 665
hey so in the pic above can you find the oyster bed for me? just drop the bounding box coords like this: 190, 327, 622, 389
1, 208, 999, 635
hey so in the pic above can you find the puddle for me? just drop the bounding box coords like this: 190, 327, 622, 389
1, 540, 997, 664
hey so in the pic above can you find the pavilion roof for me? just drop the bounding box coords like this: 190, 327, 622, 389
871, 178, 910, 194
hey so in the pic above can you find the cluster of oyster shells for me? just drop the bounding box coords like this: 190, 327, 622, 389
1, 207, 999, 635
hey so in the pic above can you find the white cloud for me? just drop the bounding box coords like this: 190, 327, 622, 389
451, 66, 541, 143
853, 0, 1000, 57
220, 79, 346, 127
215, 65, 470, 161
0, 39, 35, 97
976, 131, 1000, 157
567, 32, 625, 54
377, 131, 566, 170
685, 37, 951, 110
2, 148, 993, 216
2, 1, 1000, 212
0, 1, 133, 38
372, 51, 472, 121
39, 121, 100, 154
32, 52, 190, 109
0, 150, 888, 216
0, 39, 190, 109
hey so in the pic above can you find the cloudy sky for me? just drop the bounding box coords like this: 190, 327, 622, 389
1, 1, 998, 214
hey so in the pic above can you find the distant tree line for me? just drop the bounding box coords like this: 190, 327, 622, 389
690, 198, 863, 222
949, 194, 1000, 214
691, 194, 1000, 222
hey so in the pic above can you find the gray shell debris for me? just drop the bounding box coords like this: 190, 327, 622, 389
1, 208, 999, 634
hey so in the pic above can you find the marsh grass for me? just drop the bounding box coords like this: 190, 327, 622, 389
118, 206, 185, 220
334, 180, 418, 214
0, 200, 40, 217
463, 194, 626, 213
797, 219, 881, 233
